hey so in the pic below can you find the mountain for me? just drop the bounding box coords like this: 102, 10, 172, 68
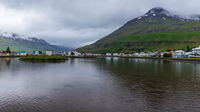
77, 7, 200, 54
0, 31, 69, 53
51, 45, 72, 51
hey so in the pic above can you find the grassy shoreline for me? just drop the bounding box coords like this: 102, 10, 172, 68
19, 56, 68, 62
17, 55, 200, 63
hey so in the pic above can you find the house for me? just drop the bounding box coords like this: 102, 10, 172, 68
85, 53, 92, 56
17, 51, 26, 56
173, 50, 188, 58
119, 53, 125, 56
105, 53, 112, 56
146, 52, 154, 57
113, 53, 119, 56
33, 51, 39, 55
158, 53, 163, 57
138, 52, 146, 57
68, 51, 80, 56
0, 51, 9, 55
192, 46, 200, 54
126, 54, 133, 57
46, 51, 52, 56
169, 51, 175, 54
133, 53, 139, 57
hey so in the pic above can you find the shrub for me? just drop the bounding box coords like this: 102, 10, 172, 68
163, 53, 172, 57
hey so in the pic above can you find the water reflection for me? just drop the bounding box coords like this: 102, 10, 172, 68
0, 58, 200, 111
98, 58, 200, 111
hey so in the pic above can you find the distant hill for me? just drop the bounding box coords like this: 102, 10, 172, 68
51, 45, 72, 51
0, 31, 70, 53
77, 7, 200, 54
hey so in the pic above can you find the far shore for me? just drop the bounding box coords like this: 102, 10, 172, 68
0, 55, 24, 58
64, 55, 200, 63
101, 56, 200, 63
1, 55, 200, 63
19, 55, 68, 62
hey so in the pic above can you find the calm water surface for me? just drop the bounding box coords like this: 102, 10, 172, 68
0, 57, 200, 112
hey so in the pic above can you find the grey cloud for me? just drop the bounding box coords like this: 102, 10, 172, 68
0, 0, 200, 48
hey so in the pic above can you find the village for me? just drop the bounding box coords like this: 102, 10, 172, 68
67, 46, 200, 58
1, 46, 200, 59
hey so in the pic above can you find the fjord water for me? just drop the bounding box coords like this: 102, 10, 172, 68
0, 58, 200, 112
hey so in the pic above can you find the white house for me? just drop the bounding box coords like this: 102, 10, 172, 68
139, 52, 146, 57
146, 52, 154, 57
133, 53, 139, 57
17, 51, 26, 56
113, 53, 119, 56
173, 50, 188, 58
192, 46, 200, 54
105, 53, 112, 56
119, 53, 125, 56
46, 51, 52, 56
33, 51, 39, 55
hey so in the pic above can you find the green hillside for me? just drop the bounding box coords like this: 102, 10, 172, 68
77, 8, 200, 54
0, 37, 58, 53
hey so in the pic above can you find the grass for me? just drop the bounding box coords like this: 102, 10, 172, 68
0, 37, 58, 53
76, 17, 200, 54
77, 31, 200, 54
20, 55, 68, 62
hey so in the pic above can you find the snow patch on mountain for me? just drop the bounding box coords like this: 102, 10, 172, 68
138, 17, 142, 19
0, 30, 41, 42
163, 17, 166, 20
145, 7, 172, 17
142, 7, 200, 22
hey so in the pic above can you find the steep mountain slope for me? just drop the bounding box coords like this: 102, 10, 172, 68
77, 7, 200, 54
0, 31, 69, 53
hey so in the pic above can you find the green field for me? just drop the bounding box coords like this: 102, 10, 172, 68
20, 56, 68, 62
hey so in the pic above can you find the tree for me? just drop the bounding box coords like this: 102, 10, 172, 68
71, 51, 75, 56
163, 53, 172, 57
39, 51, 42, 54
6, 46, 11, 53
186, 46, 190, 52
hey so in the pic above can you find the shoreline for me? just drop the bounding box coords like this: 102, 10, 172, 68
0, 55, 24, 58
1, 55, 200, 63
19, 56, 68, 62
107, 56, 200, 63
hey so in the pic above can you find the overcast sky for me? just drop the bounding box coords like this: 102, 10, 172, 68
0, 0, 200, 48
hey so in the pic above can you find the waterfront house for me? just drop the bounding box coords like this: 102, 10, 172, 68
192, 46, 200, 54
93, 54, 101, 56
17, 51, 26, 56
0, 51, 9, 55
119, 53, 125, 56
158, 53, 163, 57
105, 53, 112, 56
84, 53, 90, 56
46, 51, 52, 56
33, 51, 39, 55
113, 53, 119, 56
169, 51, 175, 54
173, 50, 188, 58
139, 52, 146, 57
133, 53, 139, 57
146, 52, 154, 57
